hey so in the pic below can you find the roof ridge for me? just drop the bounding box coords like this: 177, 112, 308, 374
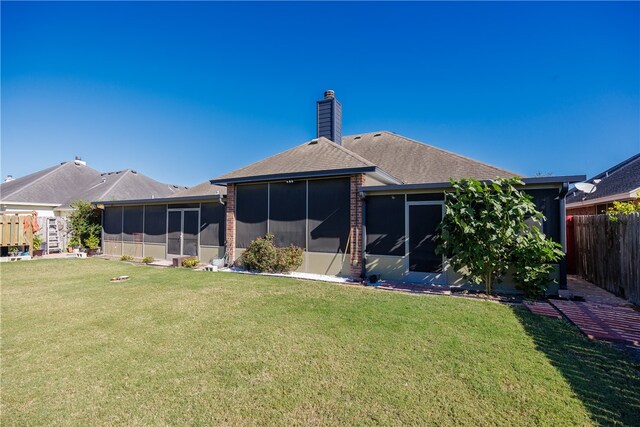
1, 162, 67, 199
380, 130, 520, 177
318, 137, 377, 167
591, 152, 640, 181
95, 169, 131, 201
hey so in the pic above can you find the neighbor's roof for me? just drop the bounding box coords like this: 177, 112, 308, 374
171, 180, 227, 197
566, 153, 640, 206
61, 169, 187, 209
211, 131, 520, 185
211, 136, 398, 184
343, 131, 520, 184
0, 161, 102, 205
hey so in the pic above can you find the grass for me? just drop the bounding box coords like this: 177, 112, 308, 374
2, 259, 639, 426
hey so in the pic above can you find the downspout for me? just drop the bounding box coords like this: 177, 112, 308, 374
558, 182, 569, 290
360, 191, 367, 280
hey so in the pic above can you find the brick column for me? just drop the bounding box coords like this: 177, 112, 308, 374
224, 183, 237, 266
350, 174, 365, 280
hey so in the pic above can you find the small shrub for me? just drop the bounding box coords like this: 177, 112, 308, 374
274, 245, 304, 273
84, 234, 100, 250
182, 257, 199, 268
120, 255, 133, 261
142, 256, 154, 264
241, 234, 304, 273
32, 235, 42, 250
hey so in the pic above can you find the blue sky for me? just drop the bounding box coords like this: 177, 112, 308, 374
2, 2, 638, 186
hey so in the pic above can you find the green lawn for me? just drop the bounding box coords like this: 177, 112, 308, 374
2, 259, 639, 426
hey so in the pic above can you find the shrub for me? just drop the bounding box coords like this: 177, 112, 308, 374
120, 255, 133, 261
32, 234, 42, 250
436, 177, 563, 295
241, 234, 304, 273
182, 257, 199, 268
84, 234, 100, 250
142, 256, 154, 264
68, 200, 101, 249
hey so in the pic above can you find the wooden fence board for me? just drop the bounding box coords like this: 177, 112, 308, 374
574, 214, 640, 305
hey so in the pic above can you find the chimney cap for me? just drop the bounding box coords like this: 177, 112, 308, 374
324, 90, 335, 99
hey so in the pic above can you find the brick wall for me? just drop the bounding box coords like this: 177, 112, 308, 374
349, 174, 365, 279
224, 183, 236, 265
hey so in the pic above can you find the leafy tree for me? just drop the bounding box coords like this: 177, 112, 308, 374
436, 178, 563, 295
607, 199, 640, 219
68, 200, 101, 248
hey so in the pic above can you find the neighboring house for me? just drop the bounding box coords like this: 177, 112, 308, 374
566, 153, 640, 215
96, 91, 584, 291
1, 158, 186, 250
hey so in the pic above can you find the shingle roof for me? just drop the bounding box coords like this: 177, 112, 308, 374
1, 160, 187, 210
212, 137, 382, 183
171, 180, 227, 197
0, 161, 102, 205
342, 131, 520, 184
212, 131, 520, 185
63, 169, 187, 208
566, 153, 640, 205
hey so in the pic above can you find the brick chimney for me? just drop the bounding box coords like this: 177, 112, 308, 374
316, 90, 342, 144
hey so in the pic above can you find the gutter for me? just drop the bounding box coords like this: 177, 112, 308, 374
93, 193, 223, 207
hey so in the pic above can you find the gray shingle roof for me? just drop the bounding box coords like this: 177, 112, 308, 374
566, 153, 640, 205
212, 131, 520, 185
342, 131, 520, 184
1, 160, 187, 210
171, 180, 227, 197
213, 137, 380, 183
63, 169, 187, 208
0, 161, 102, 205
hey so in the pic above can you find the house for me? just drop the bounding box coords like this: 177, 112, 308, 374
96, 91, 584, 290
1, 158, 186, 250
566, 153, 640, 215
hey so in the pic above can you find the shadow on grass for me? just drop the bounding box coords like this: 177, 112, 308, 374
513, 308, 640, 426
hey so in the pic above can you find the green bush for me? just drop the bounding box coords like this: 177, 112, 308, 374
32, 234, 42, 250
84, 234, 100, 250
182, 257, 199, 268
142, 256, 154, 264
241, 234, 304, 273
120, 255, 133, 261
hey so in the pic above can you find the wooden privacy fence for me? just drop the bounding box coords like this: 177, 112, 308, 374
573, 214, 640, 305
0, 214, 34, 248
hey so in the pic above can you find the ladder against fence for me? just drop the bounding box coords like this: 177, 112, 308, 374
573, 213, 640, 305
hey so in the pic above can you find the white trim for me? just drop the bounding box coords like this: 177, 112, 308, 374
567, 188, 640, 208
0, 201, 59, 207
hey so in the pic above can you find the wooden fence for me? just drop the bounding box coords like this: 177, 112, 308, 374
573, 214, 640, 305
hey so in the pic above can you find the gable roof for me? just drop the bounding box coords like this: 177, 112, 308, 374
0, 161, 102, 205
342, 131, 520, 184
566, 153, 640, 205
171, 180, 227, 197
211, 131, 520, 185
1, 160, 187, 210
211, 137, 399, 184
61, 169, 187, 209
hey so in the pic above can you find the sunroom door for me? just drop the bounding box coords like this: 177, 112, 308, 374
405, 202, 446, 284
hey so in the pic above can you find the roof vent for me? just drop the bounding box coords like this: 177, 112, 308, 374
4, 175, 14, 183
354, 136, 361, 140
374, 133, 382, 137
73, 156, 87, 166
309, 139, 319, 145
131, 170, 137, 174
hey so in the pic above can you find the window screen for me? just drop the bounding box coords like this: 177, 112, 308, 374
269, 181, 306, 248
103, 206, 123, 241
308, 178, 350, 253
236, 184, 268, 248
123, 206, 144, 242
200, 202, 225, 246
526, 189, 561, 243
407, 193, 444, 202
144, 205, 167, 243
366, 195, 405, 256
